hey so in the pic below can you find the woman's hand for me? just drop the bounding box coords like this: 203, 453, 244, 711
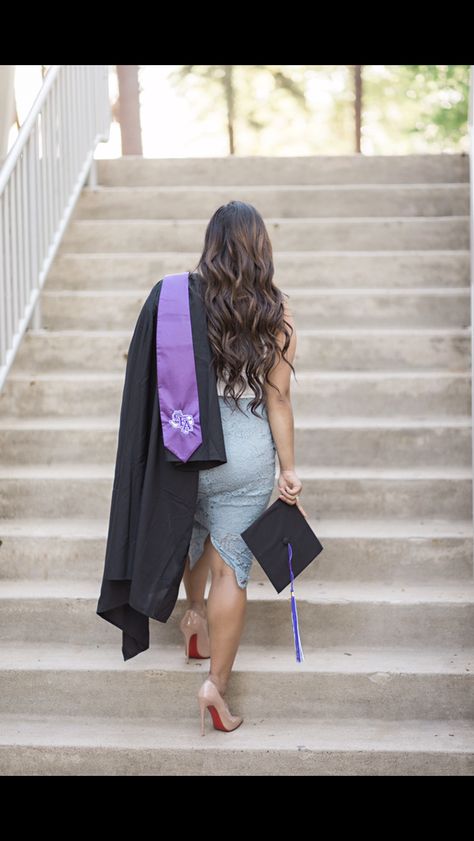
278, 469, 307, 517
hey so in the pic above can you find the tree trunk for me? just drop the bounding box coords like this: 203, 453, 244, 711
116, 65, 143, 156
0, 66, 16, 161
353, 64, 363, 154
223, 65, 235, 155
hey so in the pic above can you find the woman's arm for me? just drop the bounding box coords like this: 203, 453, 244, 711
264, 303, 306, 515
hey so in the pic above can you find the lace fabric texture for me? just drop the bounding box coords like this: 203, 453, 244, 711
187, 395, 277, 588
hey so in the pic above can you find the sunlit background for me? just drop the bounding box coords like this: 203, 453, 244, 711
9, 64, 471, 157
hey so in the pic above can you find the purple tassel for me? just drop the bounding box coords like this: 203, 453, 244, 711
287, 542, 304, 662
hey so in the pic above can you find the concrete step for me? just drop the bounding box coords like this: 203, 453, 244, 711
0, 416, 471, 468
75, 184, 470, 219
45, 251, 471, 291
1, 155, 472, 780
0, 518, 471, 583
59, 218, 470, 253
0, 579, 473, 649
97, 155, 470, 186
1, 371, 469, 419
11, 329, 471, 373
1, 713, 472, 775
40, 288, 472, 331
0, 641, 472, 720
0, 464, 471, 519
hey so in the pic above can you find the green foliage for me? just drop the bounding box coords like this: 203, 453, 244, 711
168, 65, 470, 155
363, 65, 470, 153
403, 65, 469, 144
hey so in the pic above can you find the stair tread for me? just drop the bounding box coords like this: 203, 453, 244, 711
24, 326, 472, 336
0, 416, 121, 430
80, 182, 471, 194
0, 712, 473, 752
50, 248, 472, 256
0, 415, 471, 430
292, 417, 472, 429
41, 286, 471, 298
0, 640, 472, 674
67, 214, 471, 223
0, 516, 471, 539
7, 369, 470, 381
1, 578, 473, 603
0, 464, 471, 479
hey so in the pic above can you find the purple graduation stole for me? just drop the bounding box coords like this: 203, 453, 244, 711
156, 272, 203, 461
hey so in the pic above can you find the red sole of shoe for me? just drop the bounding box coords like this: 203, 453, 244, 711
208, 705, 243, 733
188, 633, 210, 660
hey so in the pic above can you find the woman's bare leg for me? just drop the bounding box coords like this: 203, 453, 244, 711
205, 535, 247, 695
182, 548, 210, 618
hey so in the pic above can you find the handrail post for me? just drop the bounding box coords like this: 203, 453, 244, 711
32, 297, 42, 330
470, 65, 474, 567
87, 158, 98, 189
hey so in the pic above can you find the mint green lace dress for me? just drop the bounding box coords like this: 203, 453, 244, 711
187, 395, 277, 588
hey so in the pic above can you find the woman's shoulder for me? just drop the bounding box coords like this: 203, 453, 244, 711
149, 270, 197, 293
188, 271, 204, 292
143, 271, 202, 314
143, 279, 163, 312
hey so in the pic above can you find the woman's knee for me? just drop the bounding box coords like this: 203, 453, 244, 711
206, 539, 236, 580
209, 555, 235, 581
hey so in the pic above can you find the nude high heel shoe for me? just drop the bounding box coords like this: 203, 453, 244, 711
179, 609, 210, 662
198, 678, 244, 736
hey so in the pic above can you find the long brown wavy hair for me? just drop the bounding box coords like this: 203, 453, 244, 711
190, 201, 297, 418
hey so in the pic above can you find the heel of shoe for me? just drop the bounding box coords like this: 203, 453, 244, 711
180, 609, 210, 662
198, 697, 208, 736
181, 627, 194, 664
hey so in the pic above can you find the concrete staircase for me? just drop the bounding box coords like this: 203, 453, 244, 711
0, 155, 473, 775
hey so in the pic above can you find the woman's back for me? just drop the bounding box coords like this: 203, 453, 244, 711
214, 345, 269, 400
216, 371, 254, 398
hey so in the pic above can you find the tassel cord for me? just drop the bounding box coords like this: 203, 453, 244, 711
287, 542, 305, 663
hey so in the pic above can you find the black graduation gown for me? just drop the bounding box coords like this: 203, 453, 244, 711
96, 272, 227, 661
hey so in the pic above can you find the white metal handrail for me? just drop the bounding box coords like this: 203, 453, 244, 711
470, 65, 474, 536
0, 65, 110, 390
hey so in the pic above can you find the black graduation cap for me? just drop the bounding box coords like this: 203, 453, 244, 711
240, 497, 324, 663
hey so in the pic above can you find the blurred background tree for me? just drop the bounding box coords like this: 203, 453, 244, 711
4, 65, 470, 158
362, 65, 470, 153
168, 64, 469, 156
116, 65, 143, 155
169, 65, 310, 155
353, 65, 363, 153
